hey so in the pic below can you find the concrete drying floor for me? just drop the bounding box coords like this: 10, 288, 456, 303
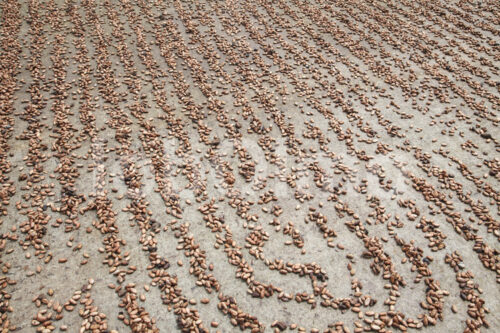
0, 0, 499, 332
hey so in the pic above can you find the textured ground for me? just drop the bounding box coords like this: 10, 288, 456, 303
0, 0, 499, 332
